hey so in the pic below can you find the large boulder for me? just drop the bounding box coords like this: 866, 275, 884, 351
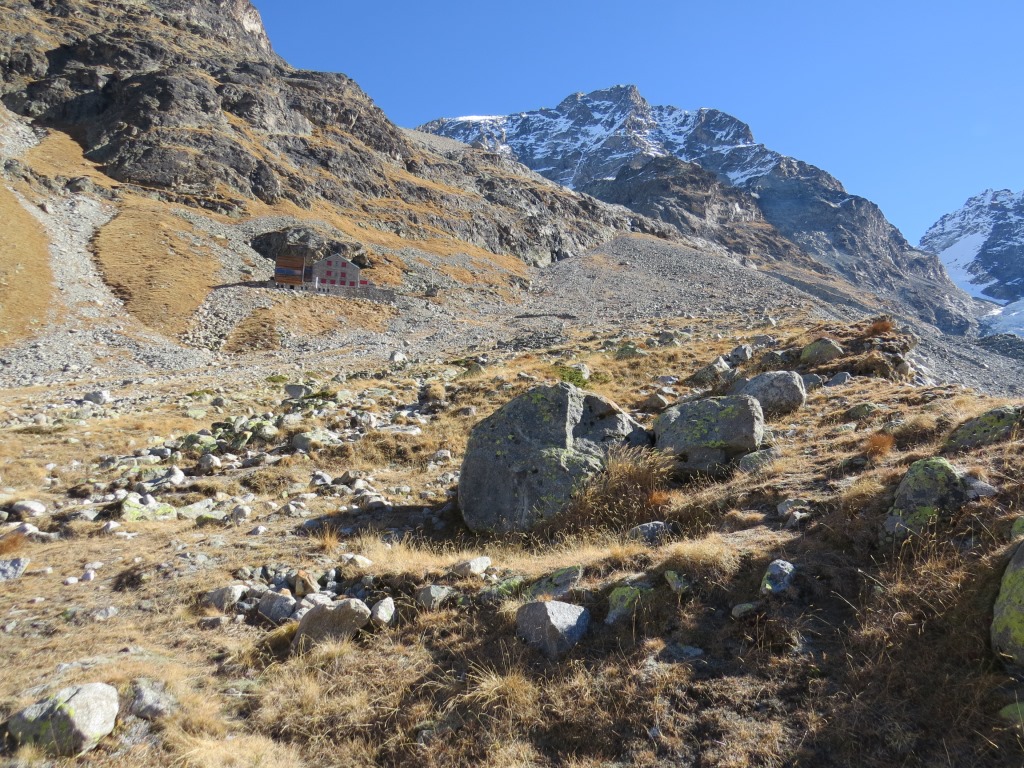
516, 601, 590, 659
882, 457, 970, 540
292, 599, 371, 652
945, 406, 1024, 452
7, 683, 119, 756
653, 395, 764, 476
731, 371, 806, 417
458, 383, 650, 533
992, 543, 1024, 667
251, 225, 371, 268
800, 338, 845, 366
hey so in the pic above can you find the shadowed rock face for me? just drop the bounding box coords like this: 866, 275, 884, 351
0, 0, 672, 266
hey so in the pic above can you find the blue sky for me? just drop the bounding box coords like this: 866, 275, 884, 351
251, 0, 1023, 243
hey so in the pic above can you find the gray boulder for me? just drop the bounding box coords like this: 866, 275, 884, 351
257, 591, 298, 625
516, 601, 590, 659
992, 542, 1024, 667
292, 429, 343, 453
690, 356, 731, 386
370, 597, 396, 626
200, 584, 247, 613
416, 585, 457, 610
458, 383, 650, 533
732, 371, 806, 417
760, 560, 796, 596
128, 679, 178, 721
800, 338, 844, 366
528, 565, 583, 600
292, 599, 371, 651
0, 557, 30, 582
882, 457, 970, 540
8, 683, 118, 756
946, 406, 1024, 452
653, 395, 764, 476
626, 521, 673, 545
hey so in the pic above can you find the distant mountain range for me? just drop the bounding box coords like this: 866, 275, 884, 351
420, 85, 979, 333
921, 190, 1024, 336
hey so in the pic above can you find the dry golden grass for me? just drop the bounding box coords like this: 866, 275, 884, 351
93, 195, 220, 335
547, 446, 674, 534
22, 127, 113, 188
656, 533, 743, 584
0, 184, 53, 346
865, 431, 895, 461
863, 316, 895, 337
0, 532, 27, 556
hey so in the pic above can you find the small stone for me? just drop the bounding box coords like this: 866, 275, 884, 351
627, 521, 673, 546
81, 569, 97, 582
370, 596, 396, 627
605, 584, 647, 624
99, 521, 121, 535
516, 601, 590, 659
91, 606, 118, 621
663, 571, 691, 595
452, 556, 491, 577
0, 557, 30, 582
826, 372, 853, 387
83, 390, 112, 405
760, 559, 796, 596
11, 500, 46, 517
201, 584, 247, 612
528, 565, 583, 600
64, 576, 79, 585
416, 584, 457, 611
128, 678, 178, 721
197, 454, 221, 474
248, 525, 269, 536
731, 602, 760, 620
800, 338, 844, 366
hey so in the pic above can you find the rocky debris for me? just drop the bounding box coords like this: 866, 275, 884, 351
993, 542, 1024, 668
760, 560, 796, 596
292, 599, 371, 652
120, 493, 176, 522
653, 395, 764, 476
726, 344, 754, 365
845, 403, 881, 421
127, 679, 178, 721
882, 458, 971, 540
0, 557, 30, 581
627, 521, 673, 545
731, 371, 806, 417
945, 406, 1024, 452
7, 683, 119, 756
800, 338, 845, 366
458, 383, 649, 533
516, 601, 590, 659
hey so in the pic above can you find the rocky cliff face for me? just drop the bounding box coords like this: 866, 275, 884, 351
422, 85, 979, 332
921, 189, 1024, 336
0, 0, 668, 267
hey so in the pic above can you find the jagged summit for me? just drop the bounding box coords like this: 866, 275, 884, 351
921, 189, 1024, 335
422, 85, 979, 333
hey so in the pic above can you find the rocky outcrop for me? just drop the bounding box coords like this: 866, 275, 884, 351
945, 405, 1024, 452
458, 383, 650, 533
0, 1, 672, 271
